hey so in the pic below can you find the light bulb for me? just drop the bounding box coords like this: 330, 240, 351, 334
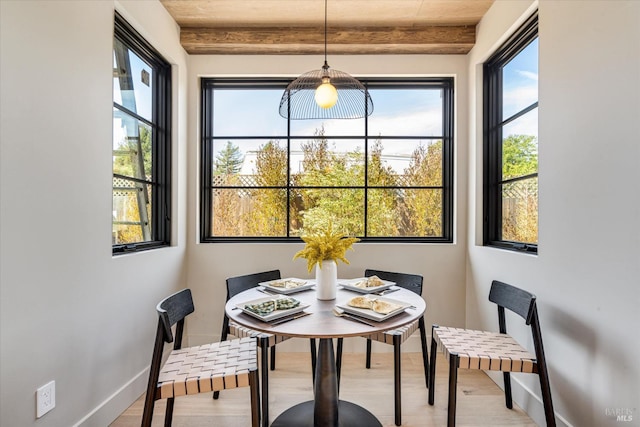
315, 78, 338, 109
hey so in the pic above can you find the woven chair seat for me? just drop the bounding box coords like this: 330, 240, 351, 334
229, 322, 291, 347
429, 282, 556, 427
365, 318, 420, 345
433, 326, 537, 373
157, 337, 258, 399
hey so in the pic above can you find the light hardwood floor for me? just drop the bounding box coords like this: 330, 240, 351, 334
110, 351, 537, 427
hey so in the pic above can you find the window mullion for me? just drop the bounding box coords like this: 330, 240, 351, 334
201, 78, 453, 243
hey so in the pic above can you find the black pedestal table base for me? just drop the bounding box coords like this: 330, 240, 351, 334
270, 400, 382, 427
270, 338, 382, 427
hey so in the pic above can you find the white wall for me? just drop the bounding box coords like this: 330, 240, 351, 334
0, 1, 188, 426
3, 1, 637, 426
467, 1, 640, 426
185, 54, 470, 353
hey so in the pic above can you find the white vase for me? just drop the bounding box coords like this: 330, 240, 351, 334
315, 260, 338, 300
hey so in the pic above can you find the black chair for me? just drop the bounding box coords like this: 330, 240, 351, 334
336, 269, 429, 426
141, 289, 260, 427
428, 280, 556, 427
215, 270, 317, 427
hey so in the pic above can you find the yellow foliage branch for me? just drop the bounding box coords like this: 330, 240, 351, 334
293, 223, 360, 272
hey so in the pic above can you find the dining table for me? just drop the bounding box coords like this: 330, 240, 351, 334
225, 281, 426, 427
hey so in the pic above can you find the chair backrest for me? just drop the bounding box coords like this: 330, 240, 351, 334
145, 289, 195, 420
156, 288, 194, 344
488, 280, 536, 325
488, 280, 551, 413
226, 270, 281, 301
364, 269, 423, 296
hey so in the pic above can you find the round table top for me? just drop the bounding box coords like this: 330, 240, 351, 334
225, 285, 426, 339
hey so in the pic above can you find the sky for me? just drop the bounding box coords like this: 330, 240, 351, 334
113, 36, 538, 173
213, 86, 445, 174
113, 43, 153, 150
502, 37, 539, 138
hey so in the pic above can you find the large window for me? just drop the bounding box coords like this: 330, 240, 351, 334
484, 12, 538, 253
112, 13, 171, 254
201, 78, 453, 242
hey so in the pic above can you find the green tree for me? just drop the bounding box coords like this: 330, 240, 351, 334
113, 125, 151, 243
113, 126, 151, 178
400, 140, 443, 236
214, 141, 244, 175
209, 128, 450, 239
502, 134, 537, 179
366, 139, 400, 236
501, 134, 538, 244
293, 127, 364, 236
211, 188, 243, 236
210, 142, 245, 235
246, 141, 288, 236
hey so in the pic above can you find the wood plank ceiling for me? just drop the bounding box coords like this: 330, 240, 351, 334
159, 0, 494, 55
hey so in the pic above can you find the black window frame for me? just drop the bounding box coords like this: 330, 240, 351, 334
112, 12, 172, 254
200, 77, 454, 243
483, 12, 538, 254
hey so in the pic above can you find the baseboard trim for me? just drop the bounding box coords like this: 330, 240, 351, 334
485, 371, 573, 427
73, 367, 148, 427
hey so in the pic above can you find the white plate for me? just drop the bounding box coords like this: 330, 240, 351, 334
335, 296, 411, 322
339, 277, 395, 294
237, 296, 309, 322
260, 278, 315, 294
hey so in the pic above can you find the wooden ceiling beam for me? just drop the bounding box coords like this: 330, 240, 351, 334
180, 25, 475, 54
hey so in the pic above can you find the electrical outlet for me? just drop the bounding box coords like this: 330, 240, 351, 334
36, 380, 55, 418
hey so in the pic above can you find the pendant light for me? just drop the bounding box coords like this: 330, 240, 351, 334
279, 0, 373, 120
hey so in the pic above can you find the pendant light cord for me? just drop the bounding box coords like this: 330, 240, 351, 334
323, 0, 328, 65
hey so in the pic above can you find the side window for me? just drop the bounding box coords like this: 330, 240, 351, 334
484, 12, 538, 253
112, 13, 171, 254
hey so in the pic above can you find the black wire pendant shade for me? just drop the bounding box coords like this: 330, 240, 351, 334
279, 0, 373, 120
